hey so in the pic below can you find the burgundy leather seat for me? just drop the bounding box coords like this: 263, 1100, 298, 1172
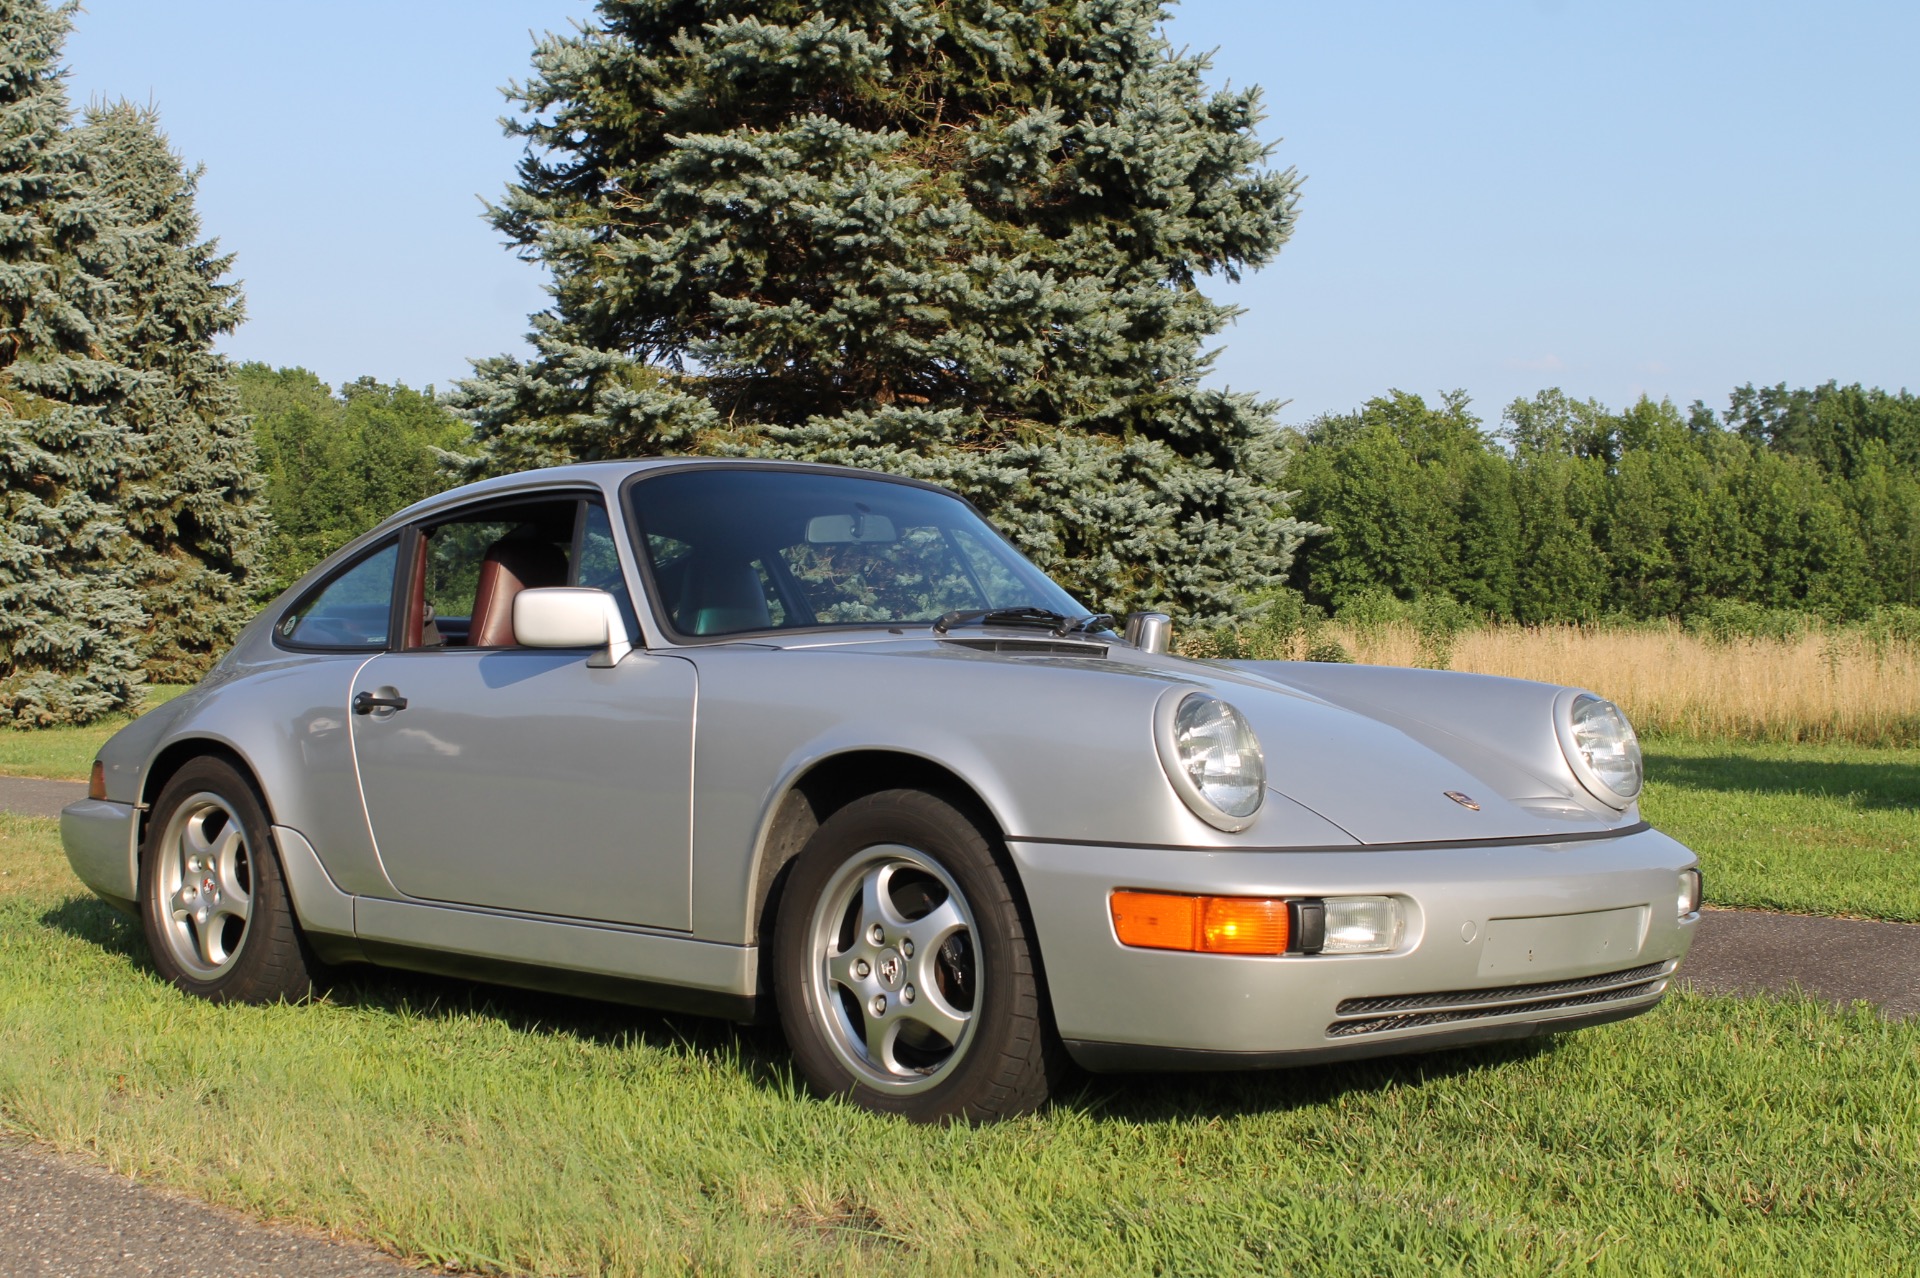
467, 538, 569, 648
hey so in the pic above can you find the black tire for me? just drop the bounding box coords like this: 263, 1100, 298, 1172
139, 757, 316, 1004
772, 789, 1064, 1123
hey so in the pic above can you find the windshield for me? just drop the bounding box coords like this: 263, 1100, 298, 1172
627, 468, 1086, 638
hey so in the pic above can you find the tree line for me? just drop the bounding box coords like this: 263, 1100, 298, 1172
1285, 383, 1920, 624
237, 365, 467, 596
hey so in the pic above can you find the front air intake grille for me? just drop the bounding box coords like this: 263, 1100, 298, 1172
1326, 961, 1674, 1039
939, 639, 1108, 657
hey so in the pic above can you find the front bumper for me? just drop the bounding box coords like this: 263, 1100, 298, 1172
60, 799, 141, 914
1010, 826, 1699, 1071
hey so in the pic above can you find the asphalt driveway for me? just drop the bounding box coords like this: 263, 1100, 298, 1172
0, 777, 85, 819
0, 1141, 403, 1277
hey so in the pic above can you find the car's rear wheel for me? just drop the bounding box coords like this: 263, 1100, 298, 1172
139, 757, 316, 1003
773, 789, 1062, 1123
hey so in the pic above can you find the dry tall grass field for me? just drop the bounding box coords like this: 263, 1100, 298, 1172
1328, 624, 1920, 745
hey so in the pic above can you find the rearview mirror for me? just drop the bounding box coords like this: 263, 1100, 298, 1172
805, 512, 897, 544
514, 588, 633, 668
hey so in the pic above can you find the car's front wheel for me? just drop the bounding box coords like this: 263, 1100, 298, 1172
139, 757, 316, 1003
773, 789, 1062, 1123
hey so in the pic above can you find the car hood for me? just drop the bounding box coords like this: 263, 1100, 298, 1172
1217, 668, 1617, 844
743, 632, 1632, 845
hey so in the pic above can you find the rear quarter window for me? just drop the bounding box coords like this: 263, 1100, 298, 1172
276, 542, 399, 649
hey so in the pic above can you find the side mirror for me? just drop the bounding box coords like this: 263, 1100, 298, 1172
514, 588, 634, 668
1123, 611, 1172, 655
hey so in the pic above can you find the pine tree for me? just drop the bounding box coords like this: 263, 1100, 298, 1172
74, 101, 266, 682
0, 0, 146, 726
457, 0, 1308, 625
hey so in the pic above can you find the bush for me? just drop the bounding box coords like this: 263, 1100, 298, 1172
1303, 637, 1354, 663
1684, 599, 1817, 645
1172, 588, 1337, 662
1862, 605, 1920, 655
1335, 588, 1478, 668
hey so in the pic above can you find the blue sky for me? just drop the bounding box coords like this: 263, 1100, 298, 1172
65, 1, 1918, 427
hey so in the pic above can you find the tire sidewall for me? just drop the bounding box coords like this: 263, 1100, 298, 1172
774, 789, 1046, 1122
139, 757, 307, 1004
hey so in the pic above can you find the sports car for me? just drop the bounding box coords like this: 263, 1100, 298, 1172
63, 459, 1701, 1122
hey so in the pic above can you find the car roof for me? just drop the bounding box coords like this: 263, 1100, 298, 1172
371, 457, 955, 532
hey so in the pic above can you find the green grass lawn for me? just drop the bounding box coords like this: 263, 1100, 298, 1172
0, 685, 187, 780
2, 812, 1916, 1276
1641, 738, 1920, 922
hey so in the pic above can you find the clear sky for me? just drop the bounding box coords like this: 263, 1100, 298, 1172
65, 1, 1918, 428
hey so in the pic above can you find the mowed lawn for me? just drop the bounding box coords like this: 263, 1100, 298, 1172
2, 814, 1918, 1275
1640, 738, 1920, 922
0, 684, 186, 780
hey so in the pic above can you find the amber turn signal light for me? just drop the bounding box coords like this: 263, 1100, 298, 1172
88, 759, 107, 801
1111, 891, 1291, 955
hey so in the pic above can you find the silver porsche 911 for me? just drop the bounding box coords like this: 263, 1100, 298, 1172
62, 460, 1701, 1122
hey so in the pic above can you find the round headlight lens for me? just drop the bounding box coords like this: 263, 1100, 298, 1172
1170, 694, 1266, 823
1567, 694, 1643, 802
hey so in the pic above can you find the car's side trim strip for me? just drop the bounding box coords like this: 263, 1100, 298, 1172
354, 896, 757, 999
355, 939, 760, 1025
1009, 821, 1651, 854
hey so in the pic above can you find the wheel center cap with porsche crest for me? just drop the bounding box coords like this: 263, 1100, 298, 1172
877, 952, 905, 989
1444, 791, 1481, 811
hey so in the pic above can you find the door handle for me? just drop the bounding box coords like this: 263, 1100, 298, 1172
352, 690, 409, 715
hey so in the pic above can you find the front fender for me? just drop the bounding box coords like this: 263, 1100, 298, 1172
685, 646, 1356, 942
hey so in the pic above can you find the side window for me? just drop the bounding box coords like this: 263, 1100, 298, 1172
424, 519, 513, 627
277, 542, 399, 649
576, 503, 633, 620
408, 495, 577, 649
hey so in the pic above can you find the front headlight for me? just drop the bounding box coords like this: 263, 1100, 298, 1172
1154, 690, 1266, 831
1555, 691, 1643, 807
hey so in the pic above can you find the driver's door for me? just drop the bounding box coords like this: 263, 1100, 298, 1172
348, 496, 697, 932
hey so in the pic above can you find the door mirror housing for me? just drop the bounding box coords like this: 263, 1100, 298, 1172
514, 588, 633, 667
1124, 611, 1172, 654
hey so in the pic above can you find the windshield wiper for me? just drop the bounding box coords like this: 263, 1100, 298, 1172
1058, 612, 1116, 636
932, 606, 1065, 635
931, 607, 1114, 638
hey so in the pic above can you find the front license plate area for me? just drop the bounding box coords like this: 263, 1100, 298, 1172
1478, 906, 1650, 979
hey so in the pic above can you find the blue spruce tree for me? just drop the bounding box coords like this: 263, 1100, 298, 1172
458, 0, 1307, 624
0, 0, 146, 725
75, 101, 267, 682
